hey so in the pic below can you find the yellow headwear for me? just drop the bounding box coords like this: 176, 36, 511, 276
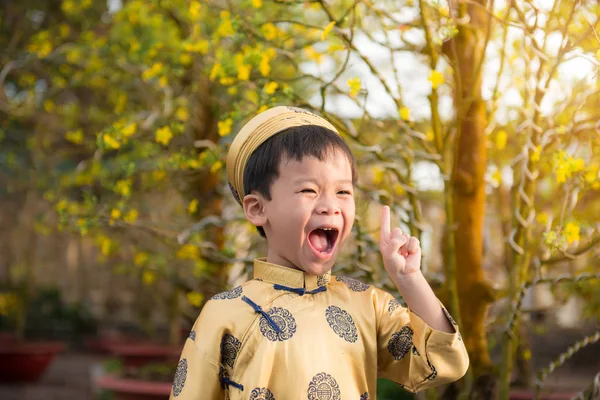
226, 106, 339, 205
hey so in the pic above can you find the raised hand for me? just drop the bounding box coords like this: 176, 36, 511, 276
379, 205, 422, 278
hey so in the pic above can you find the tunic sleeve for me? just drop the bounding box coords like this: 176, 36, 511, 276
169, 300, 229, 400
375, 289, 469, 392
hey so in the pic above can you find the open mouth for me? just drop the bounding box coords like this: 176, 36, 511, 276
307, 227, 339, 256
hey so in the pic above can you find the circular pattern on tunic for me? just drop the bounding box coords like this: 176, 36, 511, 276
172, 358, 187, 397
442, 307, 458, 326
259, 307, 297, 341
360, 392, 370, 400
387, 326, 414, 361
220, 333, 241, 368
388, 299, 401, 315
188, 330, 196, 341
249, 387, 275, 400
325, 305, 358, 343
211, 286, 243, 300
307, 373, 341, 400
335, 276, 369, 292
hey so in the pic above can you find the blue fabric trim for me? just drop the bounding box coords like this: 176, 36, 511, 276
220, 376, 244, 391
273, 284, 327, 296
242, 296, 282, 334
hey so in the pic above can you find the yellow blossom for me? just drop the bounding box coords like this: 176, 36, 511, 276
177, 244, 199, 260
347, 77, 361, 97
183, 40, 209, 54
115, 179, 131, 197
209, 62, 222, 81
142, 270, 156, 285
491, 169, 502, 185
260, 54, 272, 76
238, 64, 252, 81
305, 46, 323, 64
176, 108, 189, 122
428, 70, 445, 89
211, 161, 223, 174
188, 199, 199, 214
155, 126, 173, 145
261, 23, 278, 41
321, 21, 336, 41
425, 130, 434, 142
187, 291, 204, 307
264, 81, 279, 95
100, 237, 113, 256
216, 12, 235, 38
495, 129, 507, 150
179, 53, 192, 65
122, 123, 136, 137
228, 87, 238, 95
328, 44, 345, 52
563, 222, 580, 244
142, 62, 163, 81
65, 129, 83, 144
219, 77, 235, 86
531, 145, 541, 162
134, 252, 149, 266
189, 1, 203, 19
218, 118, 233, 136
252, 0, 263, 8
536, 212, 549, 225
111, 208, 121, 220
400, 107, 411, 121
258, 105, 269, 113
124, 209, 138, 223
585, 164, 598, 184
103, 134, 121, 150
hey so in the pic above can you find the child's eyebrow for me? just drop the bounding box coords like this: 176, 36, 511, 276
293, 178, 353, 185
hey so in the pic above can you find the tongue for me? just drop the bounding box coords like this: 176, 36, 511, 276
309, 229, 329, 252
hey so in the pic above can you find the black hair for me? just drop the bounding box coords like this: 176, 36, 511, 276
241, 125, 357, 238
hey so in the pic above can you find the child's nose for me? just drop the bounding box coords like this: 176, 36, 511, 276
316, 197, 340, 215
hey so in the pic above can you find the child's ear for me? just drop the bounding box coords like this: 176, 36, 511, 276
242, 193, 267, 228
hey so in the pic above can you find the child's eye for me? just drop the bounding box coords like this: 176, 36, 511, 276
338, 190, 352, 195
301, 189, 316, 193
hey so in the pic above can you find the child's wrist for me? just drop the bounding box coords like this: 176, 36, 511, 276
391, 269, 425, 291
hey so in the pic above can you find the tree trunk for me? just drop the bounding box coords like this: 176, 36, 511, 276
444, 0, 495, 384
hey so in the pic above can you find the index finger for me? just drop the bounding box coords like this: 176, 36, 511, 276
380, 205, 391, 241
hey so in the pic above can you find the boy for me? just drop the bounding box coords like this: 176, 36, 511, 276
170, 106, 468, 399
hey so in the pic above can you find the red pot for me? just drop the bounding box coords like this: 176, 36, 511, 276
96, 375, 172, 400
85, 335, 138, 354
0, 341, 66, 383
105, 343, 181, 368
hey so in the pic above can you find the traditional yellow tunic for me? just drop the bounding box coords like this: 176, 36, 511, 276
170, 259, 468, 399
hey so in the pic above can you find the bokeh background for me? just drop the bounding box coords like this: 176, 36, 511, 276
1, 0, 599, 399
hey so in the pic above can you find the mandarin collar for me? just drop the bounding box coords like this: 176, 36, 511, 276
253, 258, 331, 291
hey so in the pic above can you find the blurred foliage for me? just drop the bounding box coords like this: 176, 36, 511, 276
0, 286, 97, 340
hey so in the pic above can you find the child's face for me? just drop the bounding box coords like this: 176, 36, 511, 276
262, 149, 355, 275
